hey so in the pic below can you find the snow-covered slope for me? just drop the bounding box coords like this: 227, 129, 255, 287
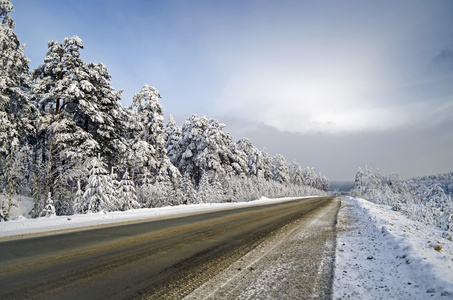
334, 196, 453, 299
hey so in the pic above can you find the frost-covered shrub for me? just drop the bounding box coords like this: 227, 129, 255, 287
352, 167, 453, 232
39, 193, 56, 217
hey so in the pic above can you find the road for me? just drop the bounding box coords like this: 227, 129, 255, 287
0, 197, 337, 299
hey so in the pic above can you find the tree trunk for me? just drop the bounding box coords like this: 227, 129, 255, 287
7, 170, 13, 220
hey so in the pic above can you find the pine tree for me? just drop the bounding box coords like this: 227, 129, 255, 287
260, 148, 273, 181
117, 169, 139, 211
0, 202, 7, 221
136, 169, 153, 206
196, 172, 212, 204
32, 36, 85, 116
129, 85, 180, 189
80, 62, 128, 167
73, 180, 84, 214
304, 167, 317, 188
165, 114, 182, 166
179, 174, 196, 205
272, 154, 290, 184
31, 36, 128, 210
32, 36, 95, 203
39, 192, 56, 217
289, 161, 304, 186
48, 114, 99, 213
81, 155, 115, 213
177, 115, 238, 187
0, 0, 34, 153
0, 0, 35, 220
2, 145, 31, 216
130, 85, 166, 161
237, 138, 263, 178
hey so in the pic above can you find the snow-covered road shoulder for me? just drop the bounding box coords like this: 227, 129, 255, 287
0, 196, 309, 240
334, 196, 453, 299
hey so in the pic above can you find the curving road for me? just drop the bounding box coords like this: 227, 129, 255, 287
0, 197, 335, 299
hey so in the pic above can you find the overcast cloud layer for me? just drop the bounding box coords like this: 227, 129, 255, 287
11, 0, 453, 181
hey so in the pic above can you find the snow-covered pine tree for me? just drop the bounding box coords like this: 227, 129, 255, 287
81, 155, 115, 213
177, 115, 207, 186
0, 201, 7, 221
236, 138, 263, 178
136, 169, 153, 206
0, 144, 31, 218
129, 85, 180, 190
178, 174, 196, 205
304, 167, 317, 189
0, 0, 34, 153
0, 0, 35, 220
165, 114, 182, 167
32, 36, 85, 117
117, 169, 139, 211
32, 36, 94, 204
315, 172, 330, 191
272, 154, 290, 184
72, 180, 84, 214
289, 161, 304, 186
39, 192, 56, 217
177, 115, 237, 187
196, 172, 213, 204
79, 62, 128, 167
127, 131, 157, 184
31, 36, 129, 210
228, 138, 248, 177
130, 85, 166, 161
49, 114, 99, 214
146, 181, 171, 208
260, 148, 273, 181
109, 167, 120, 201
320, 174, 330, 191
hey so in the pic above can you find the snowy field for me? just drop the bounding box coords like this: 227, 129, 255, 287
334, 196, 453, 299
2, 195, 453, 299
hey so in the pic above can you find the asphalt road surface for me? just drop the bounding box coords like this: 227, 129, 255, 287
0, 197, 336, 299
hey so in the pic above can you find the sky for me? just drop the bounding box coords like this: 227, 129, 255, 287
10, 0, 453, 181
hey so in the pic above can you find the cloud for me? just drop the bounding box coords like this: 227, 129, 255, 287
213, 53, 405, 134
220, 114, 453, 181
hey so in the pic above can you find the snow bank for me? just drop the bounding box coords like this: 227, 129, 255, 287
0, 196, 309, 239
0, 195, 34, 220
334, 196, 453, 299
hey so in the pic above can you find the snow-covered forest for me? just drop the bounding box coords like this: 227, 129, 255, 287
0, 1, 329, 221
352, 166, 453, 232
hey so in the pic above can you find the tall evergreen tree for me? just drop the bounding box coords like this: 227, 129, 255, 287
130, 85, 166, 161
177, 115, 241, 187
289, 161, 304, 186
272, 154, 290, 184
32, 36, 92, 203
129, 85, 180, 186
165, 114, 182, 166
32, 36, 127, 210
237, 138, 264, 178
80, 62, 128, 167
0, 0, 34, 220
